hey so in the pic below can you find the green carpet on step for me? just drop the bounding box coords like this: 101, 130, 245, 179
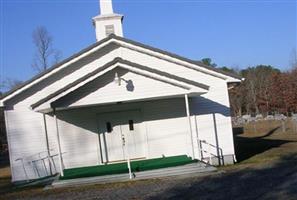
60, 155, 196, 180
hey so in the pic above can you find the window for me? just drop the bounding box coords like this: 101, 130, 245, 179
105, 25, 114, 36
129, 120, 134, 131
106, 122, 112, 133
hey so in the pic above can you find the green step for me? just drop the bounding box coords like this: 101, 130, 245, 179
60, 155, 196, 180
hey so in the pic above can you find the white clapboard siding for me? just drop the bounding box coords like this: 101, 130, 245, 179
120, 46, 234, 155
56, 110, 100, 168
66, 68, 188, 108
5, 108, 48, 181
142, 99, 191, 158
4, 41, 236, 182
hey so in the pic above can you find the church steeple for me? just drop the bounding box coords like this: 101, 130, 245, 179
93, 0, 124, 41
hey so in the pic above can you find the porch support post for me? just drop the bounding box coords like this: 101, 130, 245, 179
54, 109, 64, 177
42, 113, 52, 175
120, 126, 132, 179
185, 94, 195, 159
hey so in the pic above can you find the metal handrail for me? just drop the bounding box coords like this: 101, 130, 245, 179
15, 149, 61, 180
197, 139, 223, 165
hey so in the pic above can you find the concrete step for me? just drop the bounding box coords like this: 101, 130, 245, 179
134, 163, 206, 176
134, 163, 215, 179
49, 162, 216, 189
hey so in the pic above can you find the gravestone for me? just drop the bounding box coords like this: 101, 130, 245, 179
237, 117, 245, 125
242, 115, 251, 123
265, 115, 274, 120
256, 114, 263, 121
249, 117, 256, 123
292, 114, 297, 133
274, 114, 287, 133
292, 114, 297, 121
274, 114, 286, 121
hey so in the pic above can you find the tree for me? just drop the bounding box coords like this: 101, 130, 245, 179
32, 26, 61, 72
201, 58, 217, 67
239, 65, 280, 115
290, 48, 297, 69
229, 83, 247, 116
220, 66, 240, 74
0, 78, 23, 94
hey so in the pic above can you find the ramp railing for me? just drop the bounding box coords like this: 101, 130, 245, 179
197, 139, 224, 166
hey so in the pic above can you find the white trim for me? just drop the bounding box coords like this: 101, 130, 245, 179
42, 113, 53, 175
54, 112, 64, 177
121, 124, 132, 179
3, 110, 16, 181
95, 118, 103, 165
119, 63, 206, 91
33, 62, 207, 111
38, 93, 196, 113
114, 41, 240, 82
140, 108, 150, 159
33, 63, 118, 111
185, 94, 195, 159
0, 39, 115, 104
194, 115, 202, 160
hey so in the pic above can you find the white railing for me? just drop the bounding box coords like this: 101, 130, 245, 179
15, 149, 60, 180
197, 139, 224, 166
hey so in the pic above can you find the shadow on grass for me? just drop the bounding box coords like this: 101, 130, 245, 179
233, 126, 291, 162
0, 154, 9, 168
148, 154, 297, 200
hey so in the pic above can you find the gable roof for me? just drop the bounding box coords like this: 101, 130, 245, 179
114, 35, 242, 80
0, 34, 241, 105
31, 57, 209, 110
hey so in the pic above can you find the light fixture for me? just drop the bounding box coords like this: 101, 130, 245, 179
114, 72, 128, 86
114, 72, 121, 86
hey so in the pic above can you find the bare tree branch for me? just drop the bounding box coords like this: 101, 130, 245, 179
32, 26, 61, 72
0, 77, 23, 93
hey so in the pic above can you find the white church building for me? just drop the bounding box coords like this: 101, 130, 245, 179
1, 0, 241, 182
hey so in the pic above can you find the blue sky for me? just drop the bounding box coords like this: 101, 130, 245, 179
1, 0, 296, 83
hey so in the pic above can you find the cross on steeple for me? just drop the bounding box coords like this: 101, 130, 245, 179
93, 0, 124, 41
100, 0, 114, 15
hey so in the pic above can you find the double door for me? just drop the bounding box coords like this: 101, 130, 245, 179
98, 110, 145, 163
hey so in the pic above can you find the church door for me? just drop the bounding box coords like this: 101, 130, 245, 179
97, 110, 145, 163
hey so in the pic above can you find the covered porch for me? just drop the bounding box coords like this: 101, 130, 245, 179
42, 95, 206, 180
30, 60, 211, 180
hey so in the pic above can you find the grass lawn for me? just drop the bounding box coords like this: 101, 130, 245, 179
0, 119, 296, 199
0, 165, 13, 194
234, 119, 297, 165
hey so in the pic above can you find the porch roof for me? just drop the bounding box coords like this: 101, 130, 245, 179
32, 58, 209, 113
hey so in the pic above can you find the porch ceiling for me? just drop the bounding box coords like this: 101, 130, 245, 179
40, 93, 202, 113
